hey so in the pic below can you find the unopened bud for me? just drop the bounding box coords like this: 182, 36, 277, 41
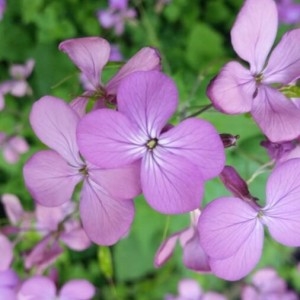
220, 133, 239, 148
220, 166, 258, 204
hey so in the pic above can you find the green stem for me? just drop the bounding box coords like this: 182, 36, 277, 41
247, 160, 274, 185
183, 103, 213, 119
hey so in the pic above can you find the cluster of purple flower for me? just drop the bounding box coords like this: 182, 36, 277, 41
0, 268, 95, 299
167, 268, 298, 300
0, 59, 34, 164
155, 0, 300, 282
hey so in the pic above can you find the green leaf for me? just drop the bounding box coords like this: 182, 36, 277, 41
280, 84, 300, 98
185, 23, 225, 71
98, 246, 114, 280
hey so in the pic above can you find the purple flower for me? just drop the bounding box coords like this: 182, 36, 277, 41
155, 210, 210, 272
165, 279, 227, 300
23, 96, 141, 245
24, 201, 91, 273
109, 44, 123, 61
207, 0, 300, 143
1, 194, 33, 236
59, 37, 161, 114
0, 133, 29, 164
0, 269, 19, 300
0, 0, 6, 20
242, 268, 298, 300
35, 202, 91, 251
77, 71, 225, 214
276, 0, 300, 24
17, 276, 95, 300
0, 59, 34, 111
79, 45, 123, 92
97, 0, 136, 35
261, 138, 300, 165
198, 158, 300, 280
24, 235, 64, 274
0, 234, 13, 272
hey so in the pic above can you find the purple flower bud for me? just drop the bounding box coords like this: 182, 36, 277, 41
220, 133, 239, 148
220, 166, 257, 204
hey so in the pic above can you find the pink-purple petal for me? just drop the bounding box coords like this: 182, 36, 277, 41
154, 232, 181, 267
178, 279, 203, 299
0, 269, 19, 288
252, 86, 300, 142
141, 148, 204, 214
59, 280, 95, 300
263, 29, 300, 84
182, 230, 211, 272
231, 0, 278, 73
106, 47, 161, 95
198, 197, 260, 259
35, 202, 73, 232
159, 118, 225, 180
30, 96, 82, 166
18, 276, 56, 300
80, 179, 135, 245
77, 108, 144, 168
88, 162, 141, 199
0, 235, 13, 271
23, 150, 82, 206
207, 61, 255, 114
24, 235, 63, 273
0, 289, 17, 300
60, 220, 91, 251
263, 158, 300, 246
209, 219, 263, 281
59, 37, 110, 89
117, 71, 178, 137
70, 96, 89, 117
252, 268, 286, 294
1, 194, 24, 225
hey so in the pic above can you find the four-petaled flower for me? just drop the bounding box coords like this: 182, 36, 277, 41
77, 70, 225, 214
23, 96, 141, 245
207, 0, 300, 142
97, 0, 136, 35
198, 159, 300, 280
59, 37, 161, 115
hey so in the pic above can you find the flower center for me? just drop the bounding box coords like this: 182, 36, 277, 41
146, 138, 158, 150
255, 73, 263, 84
79, 165, 88, 176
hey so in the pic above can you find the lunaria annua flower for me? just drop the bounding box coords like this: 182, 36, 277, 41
77, 70, 225, 214
198, 160, 300, 280
59, 37, 161, 114
23, 96, 141, 245
207, 0, 300, 142
242, 268, 298, 300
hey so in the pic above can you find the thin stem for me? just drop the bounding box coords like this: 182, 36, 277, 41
183, 103, 213, 119
51, 73, 78, 89
247, 160, 274, 185
107, 278, 118, 300
161, 215, 171, 244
